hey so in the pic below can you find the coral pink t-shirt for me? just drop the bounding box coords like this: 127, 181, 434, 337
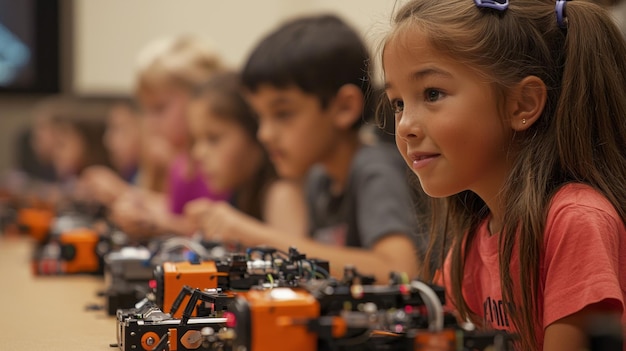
441, 183, 626, 349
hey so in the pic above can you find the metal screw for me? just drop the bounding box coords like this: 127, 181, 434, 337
130, 332, 136, 336
146, 337, 155, 346
131, 345, 136, 349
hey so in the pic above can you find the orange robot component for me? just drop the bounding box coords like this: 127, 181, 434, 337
413, 329, 458, 350
232, 288, 320, 351
140, 331, 160, 350
17, 207, 54, 242
156, 261, 228, 318
180, 330, 203, 349
58, 228, 102, 274
169, 328, 178, 351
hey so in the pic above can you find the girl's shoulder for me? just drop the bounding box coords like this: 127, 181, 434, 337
544, 183, 625, 246
262, 179, 308, 234
263, 179, 305, 209
549, 183, 618, 217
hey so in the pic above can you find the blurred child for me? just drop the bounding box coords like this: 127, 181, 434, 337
49, 101, 110, 182
80, 98, 142, 206
190, 15, 425, 283
109, 36, 228, 236
103, 98, 141, 183
15, 97, 69, 183
185, 72, 307, 238
382, 0, 626, 349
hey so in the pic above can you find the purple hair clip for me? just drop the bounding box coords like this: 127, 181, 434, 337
474, 0, 509, 11
555, 0, 570, 29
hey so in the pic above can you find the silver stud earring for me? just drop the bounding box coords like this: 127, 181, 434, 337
522, 118, 527, 125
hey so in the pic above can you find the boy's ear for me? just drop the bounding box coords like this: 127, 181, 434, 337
330, 84, 364, 130
507, 76, 547, 131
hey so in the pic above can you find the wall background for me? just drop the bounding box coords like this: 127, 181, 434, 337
74, 0, 398, 94
0, 0, 399, 171
3, 1, 623, 172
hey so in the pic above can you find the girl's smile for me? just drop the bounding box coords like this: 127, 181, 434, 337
383, 28, 514, 203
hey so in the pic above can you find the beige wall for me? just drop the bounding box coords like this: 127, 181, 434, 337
0, 1, 400, 171
3, 1, 626, 172
73, 0, 398, 94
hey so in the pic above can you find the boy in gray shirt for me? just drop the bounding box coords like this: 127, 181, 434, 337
191, 14, 426, 283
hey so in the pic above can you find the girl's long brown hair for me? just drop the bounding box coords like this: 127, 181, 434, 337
193, 72, 277, 220
383, 0, 626, 349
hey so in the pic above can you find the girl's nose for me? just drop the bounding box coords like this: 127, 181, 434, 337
395, 107, 424, 142
256, 119, 273, 145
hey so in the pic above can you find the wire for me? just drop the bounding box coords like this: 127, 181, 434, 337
370, 330, 402, 337
305, 260, 330, 278
267, 274, 274, 288
334, 329, 372, 346
148, 237, 210, 264
410, 281, 444, 332
401, 272, 410, 285
314, 272, 326, 279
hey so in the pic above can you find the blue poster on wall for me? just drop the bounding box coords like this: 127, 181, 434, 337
0, 23, 31, 87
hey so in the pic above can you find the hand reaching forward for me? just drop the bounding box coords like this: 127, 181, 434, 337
109, 190, 157, 238
184, 199, 247, 242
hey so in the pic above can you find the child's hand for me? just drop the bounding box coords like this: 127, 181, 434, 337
184, 199, 244, 241
78, 165, 130, 205
183, 198, 212, 229
109, 190, 156, 237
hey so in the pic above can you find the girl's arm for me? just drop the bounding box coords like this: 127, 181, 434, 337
185, 199, 419, 283
543, 302, 619, 351
227, 219, 420, 284
110, 188, 196, 237
79, 165, 131, 206
262, 179, 308, 238
183, 179, 309, 240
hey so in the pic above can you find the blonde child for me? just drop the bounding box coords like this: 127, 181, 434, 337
109, 36, 228, 236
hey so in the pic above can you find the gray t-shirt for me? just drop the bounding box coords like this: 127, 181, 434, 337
305, 144, 427, 255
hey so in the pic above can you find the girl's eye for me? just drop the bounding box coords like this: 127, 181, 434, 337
425, 88, 445, 102
206, 134, 221, 144
274, 110, 294, 120
391, 99, 404, 114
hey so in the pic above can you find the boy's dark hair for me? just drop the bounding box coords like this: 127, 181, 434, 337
242, 14, 372, 128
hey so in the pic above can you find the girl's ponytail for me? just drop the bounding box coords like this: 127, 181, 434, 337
554, 0, 626, 216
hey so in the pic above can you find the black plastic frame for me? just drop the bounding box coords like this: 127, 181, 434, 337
0, 0, 60, 94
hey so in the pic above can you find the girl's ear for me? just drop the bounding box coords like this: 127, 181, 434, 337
330, 84, 364, 130
507, 76, 547, 131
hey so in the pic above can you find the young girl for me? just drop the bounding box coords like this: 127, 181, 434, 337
382, 0, 626, 350
184, 72, 307, 242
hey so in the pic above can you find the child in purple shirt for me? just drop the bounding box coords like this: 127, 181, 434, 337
168, 154, 229, 215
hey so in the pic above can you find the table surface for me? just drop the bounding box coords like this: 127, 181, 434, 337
0, 235, 117, 351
